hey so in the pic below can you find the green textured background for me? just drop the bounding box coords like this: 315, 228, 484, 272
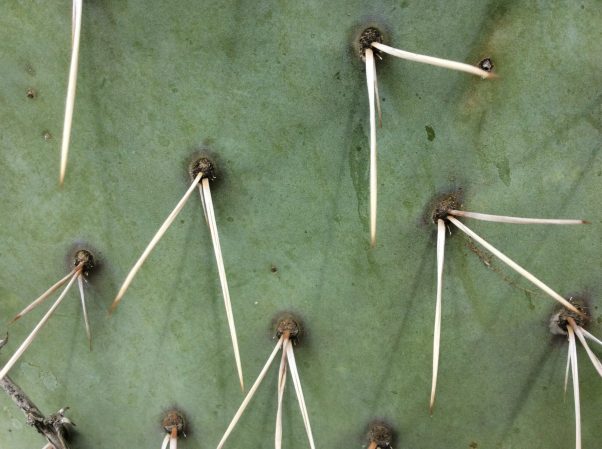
1, 0, 601, 448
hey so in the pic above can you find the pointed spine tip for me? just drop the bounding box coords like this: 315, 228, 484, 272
108, 301, 118, 315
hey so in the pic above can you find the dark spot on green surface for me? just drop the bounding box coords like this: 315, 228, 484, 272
42, 131, 52, 141
334, 71, 341, 80
469, 442, 478, 449
270, 265, 278, 273
495, 156, 511, 186
26, 88, 36, 99
478, 58, 494, 72
425, 125, 436, 141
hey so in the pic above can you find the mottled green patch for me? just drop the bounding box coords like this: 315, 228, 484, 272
425, 125, 436, 141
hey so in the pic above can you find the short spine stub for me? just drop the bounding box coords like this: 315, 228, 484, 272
74, 249, 95, 276
162, 409, 187, 437
430, 190, 463, 224
367, 421, 394, 449
275, 313, 303, 344
358, 27, 384, 59
189, 156, 217, 183
549, 297, 591, 335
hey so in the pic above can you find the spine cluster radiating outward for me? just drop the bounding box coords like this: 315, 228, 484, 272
360, 27, 495, 246
429, 203, 588, 413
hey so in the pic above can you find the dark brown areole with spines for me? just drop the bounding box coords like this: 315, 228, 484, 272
162, 409, 186, 437
550, 297, 591, 335
367, 420, 394, 448
189, 156, 217, 183
358, 27, 384, 59
430, 190, 463, 224
73, 249, 95, 276
275, 312, 303, 344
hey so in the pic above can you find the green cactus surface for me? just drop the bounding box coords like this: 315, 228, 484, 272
1, 1, 601, 448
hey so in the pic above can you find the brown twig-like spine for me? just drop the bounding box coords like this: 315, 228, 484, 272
0, 335, 72, 449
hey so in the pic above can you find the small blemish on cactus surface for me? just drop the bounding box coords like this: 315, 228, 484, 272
425, 125, 436, 141
478, 58, 494, 72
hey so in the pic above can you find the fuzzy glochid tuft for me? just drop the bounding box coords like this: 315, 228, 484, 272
189, 156, 217, 183
73, 249, 95, 276
357, 26, 384, 60
275, 312, 303, 344
367, 420, 395, 448
162, 409, 187, 437
429, 189, 463, 224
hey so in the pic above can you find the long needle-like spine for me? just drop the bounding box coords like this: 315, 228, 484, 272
275, 337, 289, 449
447, 216, 580, 314
448, 210, 587, 225
10, 268, 77, 324
371, 42, 495, 79
161, 434, 170, 449
373, 63, 382, 128
564, 346, 571, 396
430, 219, 446, 414
365, 48, 378, 247
0, 268, 81, 381
200, 178, 244, 391
216, 336, 284, 449
59, 0, 83, 185
569, 319, 602, 377
580, 328, 602, 347
110, 173, 202, 312
169, 428, 178, 449
286, 343, 316, 449
77, 275, 92, 350
567, 325, 581, 449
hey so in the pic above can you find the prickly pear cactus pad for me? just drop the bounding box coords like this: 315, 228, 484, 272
1, 1, 601, 448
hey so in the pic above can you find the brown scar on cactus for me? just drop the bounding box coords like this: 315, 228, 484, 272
426, 190, 585, 413
0, 335, 74, 449
161, 409, 187, 449
216, 313, 316, 449
59, 0, 83, 186
366, 420, 394, 449
549, 297, 602, 449
110, 154, 244, 392
356, 25, 495, 248
0, 248, 97, 382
